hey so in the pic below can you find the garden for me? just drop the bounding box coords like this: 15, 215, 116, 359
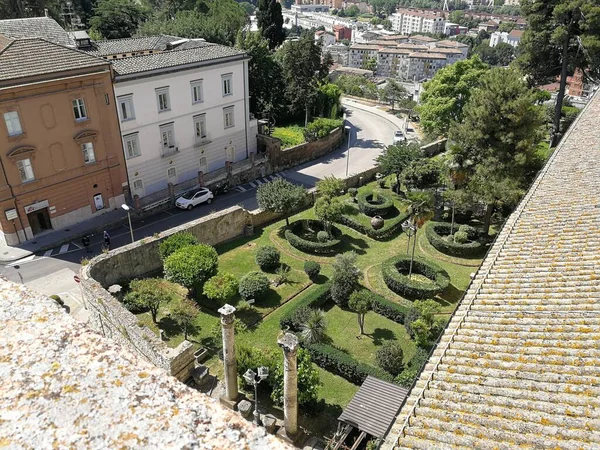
118, 171, 491, 441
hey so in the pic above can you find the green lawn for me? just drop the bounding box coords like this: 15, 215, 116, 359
271, 125, 305, 149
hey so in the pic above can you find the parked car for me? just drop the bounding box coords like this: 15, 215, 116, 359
393, 130, 406, 143
175, 188, 214, 210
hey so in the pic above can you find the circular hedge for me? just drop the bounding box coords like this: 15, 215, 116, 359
382, 255, 450, 299
285, 219, 341, 254
425, 222, 486, 258
357, 191, 394, 217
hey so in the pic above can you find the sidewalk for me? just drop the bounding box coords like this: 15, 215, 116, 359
342, 97, 407, 130
0, 208, 127, 263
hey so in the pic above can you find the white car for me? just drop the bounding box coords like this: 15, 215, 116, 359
175, 188, 214, 210
393, 130, 406, 143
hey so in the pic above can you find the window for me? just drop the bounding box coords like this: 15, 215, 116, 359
156, 87, 170, 112
191, 80, 204, 104
3, 111, 22, 136
123, 133, 140, 159
167, 167, 177, 183
199, 156, 207, 172
159, 123, 176, 153
222, 74, 232, 96
223, 106, 234, 129
82, 142, 96, 164
16, 159, 34, 183
132, 179, 144, 196
72, 98, 87, 121
118, 95, 135, 121
194, 114, 207, 141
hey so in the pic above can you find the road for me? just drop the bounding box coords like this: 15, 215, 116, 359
0, 100, 409, 317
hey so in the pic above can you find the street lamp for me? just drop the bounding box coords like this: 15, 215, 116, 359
401, 219, 417, 279
121, 204, 134, 243
243, 366, 269, 426
344, 125, 352, 177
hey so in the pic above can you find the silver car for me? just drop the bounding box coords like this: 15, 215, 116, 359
175, 188, 214, 210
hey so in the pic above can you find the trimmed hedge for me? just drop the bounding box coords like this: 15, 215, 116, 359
425, 222, 486, 258
338, 212, 410, 240
357, 191, 394, 217
382, 255, 450, 299
280, 283, 331, 330
285, 220, 341, 254
370, 291, 410, 324
305, 343, 394, 384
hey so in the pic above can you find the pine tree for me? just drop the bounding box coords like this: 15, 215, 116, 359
257, 0, 284, 50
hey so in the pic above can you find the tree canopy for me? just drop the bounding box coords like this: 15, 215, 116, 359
256, 178, 306, 226
376, 141, 421, 187
90, 0, 149, 39
379, 79, 409, 111
257, 0, 285, 50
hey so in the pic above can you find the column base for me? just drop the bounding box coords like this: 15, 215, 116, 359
219, 394, 242, 411
276, 427, 304, 445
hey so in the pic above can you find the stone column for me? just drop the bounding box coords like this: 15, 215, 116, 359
277, 333, 299, 438
218, 304, 238, 407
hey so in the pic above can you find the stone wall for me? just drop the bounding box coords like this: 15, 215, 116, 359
421, 138, 447, 157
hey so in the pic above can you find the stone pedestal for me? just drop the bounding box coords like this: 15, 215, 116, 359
218, 304, 239, 407
277, 333, 299, 439
238, 400, 253, 419
263, 414, 277, 434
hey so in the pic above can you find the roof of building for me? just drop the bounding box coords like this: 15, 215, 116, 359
509, 29, 524, 38
408, 52, 447, 59
350, 44, 381, 51
378, 48, 412, 55
80, 35, 209, 57
0, 17, 72, 47
408, 35, 439, 42
0, 278, 290, 449
339, 376, 409, 439
0, 38, 108, 83
332, 66, 373, 76
436, 39, 469, 48
110, 44, 247, 77
377, 34, 409, 41
396, 43, 429, 51
384, 92, 600, 449
370, 40, 404, 47
430, 47, 463, 55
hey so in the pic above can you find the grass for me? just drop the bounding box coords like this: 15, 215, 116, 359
271, 124, 305, 149
342, 185, 409, 229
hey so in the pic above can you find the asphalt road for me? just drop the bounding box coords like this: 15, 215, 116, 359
0, 100, 410, 313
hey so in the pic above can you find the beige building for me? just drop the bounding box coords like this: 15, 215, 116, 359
0, 27, 127, 245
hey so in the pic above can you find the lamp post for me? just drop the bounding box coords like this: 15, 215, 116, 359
121, 204, 134, 243
243, 366, 269, 426
401, 219, 417, 279
344, 125, 351, 177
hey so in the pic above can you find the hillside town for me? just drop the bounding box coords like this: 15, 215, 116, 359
1, 0, 600, 449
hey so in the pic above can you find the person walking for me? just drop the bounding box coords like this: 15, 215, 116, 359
82, 234, 91, 253
103, 230, 111, 250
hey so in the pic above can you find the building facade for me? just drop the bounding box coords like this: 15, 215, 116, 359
85, 37, 257, 200
0, 37, 127, 245
391, 9, 446, 35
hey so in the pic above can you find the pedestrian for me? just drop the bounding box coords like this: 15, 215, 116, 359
103, 230, 111, 250
82, 234, 91, 253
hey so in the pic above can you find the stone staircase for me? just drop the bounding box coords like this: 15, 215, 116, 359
384, 94, 600, 449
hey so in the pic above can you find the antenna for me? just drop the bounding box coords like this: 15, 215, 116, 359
443, 0, 449, 11
487, 0, 495, 7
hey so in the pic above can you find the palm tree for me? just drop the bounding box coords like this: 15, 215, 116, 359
405, 191, 435, 278
299, 309, 327, 344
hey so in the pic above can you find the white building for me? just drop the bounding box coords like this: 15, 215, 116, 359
315, 30, 336, 47
325, 43, 350, 66
84, 36, 256, 200
349, 44, 380, 69
391, 9, 445, 36
490, 29, 523, 48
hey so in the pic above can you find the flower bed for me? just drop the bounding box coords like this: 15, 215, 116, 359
357, 191, 394, 217
425, 222, 487, 258
284, 219, 341, 254
382, 255, 450, 299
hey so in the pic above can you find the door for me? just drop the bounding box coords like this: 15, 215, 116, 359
132, 179, 144, 198
27, 208, 52, 235
93, 193, 104, 211
226, 146, 235, 163
199, 156, 208, 174
167, 167, 178, 185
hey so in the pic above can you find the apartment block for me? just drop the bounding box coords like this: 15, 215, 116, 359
391, 9, 445, 36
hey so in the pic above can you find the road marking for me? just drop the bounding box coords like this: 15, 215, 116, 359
255, 179, 263, 185
7, 254, 38, 266
235, 185, 247, 192
262, 178, 270, 184
59, 244, 69, 254
43, 250, 53, 257
72, 242, 82, 249
271, 174, 281, 180
249, 181, 257, 188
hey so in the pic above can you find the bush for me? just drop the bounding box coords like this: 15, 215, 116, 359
280, 283, 331, 330
306, 343, 394, 384
50, 294, 64, 307
376, 341, 404, 376
124, 278, 187, 322
330, 252, 361, 306
395, 347, 430, 388
348, 187, 358, 198
238, 271, 270, 301
453, 230, 469, 244
304, 260, 321, 279
458, 224, 477, 239
285, 220, 341, 254
370, 292, 409, 324
316, 231, 329, 243
425, 222, 486, 258
159, 232, 198, 260
338, 211, 409, 240
164, 244, 218, 291
203, 272, 238, 305
357, 191, 394, 217
255, 246, 281, 271
381, 255, 450, 299
304, 118, 343, 142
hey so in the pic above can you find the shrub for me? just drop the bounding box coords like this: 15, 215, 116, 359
348, 187, 358, 198
271, 348, 321, 407
238, 271, 270, 301
376, 341, 404, 376
357, 191, 394, 217
306, 343, 394, 384
338, 211, 409, 240
316, 231, 329, 243
370, 292, 409, 324
203, 272, 239, 305
280, 283, 331, 330
425, 222, 486, 258
395, 347, 429, 388
285, 220, 341, 254
124, 278, 187, 322
304, 118, 343, 142
381, 255, 450, 299
159, 232, 198, 260
316, 176, 346, 198
164, 244, 218, 291
255, 246, 281, 271
50, 295, 64, 307
458, 224, 478, 239
304, 260, 321, 279
453, 230, 469, 244
331, 252, 361, 306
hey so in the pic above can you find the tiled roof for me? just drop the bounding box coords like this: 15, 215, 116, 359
350, 44, 380, 51
408, 52, 447, 59
509, 29, 524, 38
80, 35, 210, 57
384, 92, 600, 449
0, 38, 108, 83
436, 39, 469, 48
111, 44, 247, 76
0, 17, 72, 47
409, 35, 438, 42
